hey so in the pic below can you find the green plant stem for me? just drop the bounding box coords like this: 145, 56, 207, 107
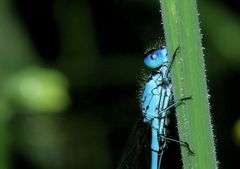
159, 0, 217, 169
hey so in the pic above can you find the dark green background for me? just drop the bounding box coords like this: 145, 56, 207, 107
0, 0, 239, 169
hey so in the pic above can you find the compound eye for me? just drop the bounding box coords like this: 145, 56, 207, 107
151, 53, 157, 59
144, 48, 166, 69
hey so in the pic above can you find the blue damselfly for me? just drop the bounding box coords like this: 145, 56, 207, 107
117, 46, 193, 169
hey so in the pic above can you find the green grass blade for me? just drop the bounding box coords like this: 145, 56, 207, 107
159, 0, 218, 168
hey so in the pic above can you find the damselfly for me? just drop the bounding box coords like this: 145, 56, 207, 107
117, 46, 192, 169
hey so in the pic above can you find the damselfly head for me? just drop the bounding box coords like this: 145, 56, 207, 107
144, 47, 168, 69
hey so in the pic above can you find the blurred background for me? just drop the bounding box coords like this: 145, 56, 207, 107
0, 0, 239, 169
